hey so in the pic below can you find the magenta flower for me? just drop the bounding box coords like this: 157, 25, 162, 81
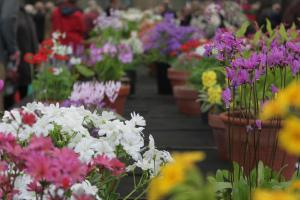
270, 84, 279, 94
222, 88, 231, 109
256, 120, 262, 130
92, 155, 125, 176
0, 80, 4, 92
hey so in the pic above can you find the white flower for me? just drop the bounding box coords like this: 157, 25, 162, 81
71, 180, 101, 200
70, 57, 82, 65
195, 45, 206, 56
74, 136, 115, 163
14, 175, 35, 200
130, 112, 146, 127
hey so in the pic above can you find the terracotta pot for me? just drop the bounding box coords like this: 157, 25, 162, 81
147, 62, 157, 77
104, 85, 130, 115
220, 112, 297, 179
208, 113, 228, 161
167, 68, 190, 89
173, 85, 201, 116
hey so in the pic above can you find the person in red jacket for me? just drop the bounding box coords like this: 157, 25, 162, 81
51, 0, 85, 47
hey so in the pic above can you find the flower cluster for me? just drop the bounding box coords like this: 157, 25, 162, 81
89, 42, 133, 65
65, 81, 121, 109
24, 32, 72, 65
94, 14, 124, 31
142, 14, 200, 56
0, 103, 171, 199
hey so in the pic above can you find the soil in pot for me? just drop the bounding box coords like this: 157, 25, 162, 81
220, 112, 297, 179
167, 68, 190, 89
125, 69, 137, 95
104, 84, 130, 115
173, 85, 201, 116
208, 113, 228, 161
155, 62, 173, 95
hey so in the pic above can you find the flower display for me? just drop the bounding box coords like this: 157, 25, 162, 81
0, 103, 171, 199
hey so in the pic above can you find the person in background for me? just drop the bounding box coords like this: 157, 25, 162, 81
283, 0, 300, 28
34, 1, 46, 43
159, 0, 177, 18
52, 0, 85, 47
0, 0, 20, 110
45, 1, 55, 39
180, 3, 192, 26
84, 0, 101, 36
259, 2, 282, 30
106, 0, 120, 16
17, 5, 39, 100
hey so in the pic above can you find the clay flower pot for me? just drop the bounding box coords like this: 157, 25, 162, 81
104, 85, 130, 115
173, 85, 201, 116
167, 68, 190, 89
208, 113, 228, 160
220, 112, 297, 179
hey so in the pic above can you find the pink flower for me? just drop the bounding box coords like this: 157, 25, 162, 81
25, 152, 52, 181
110, 158, 125, 176
73, 194, 96, 200
25, 136, 54, 152
92, 155, 125, 176
0, 80, 4, 92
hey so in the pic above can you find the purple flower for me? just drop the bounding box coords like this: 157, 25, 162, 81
237, 69, 249, 85
256, 120, 262, 130
102, 42, 117, 56
270, 84, 279, 94
118, 44, 133, 64
290, 59, 300, 75
222, 87, 231, 108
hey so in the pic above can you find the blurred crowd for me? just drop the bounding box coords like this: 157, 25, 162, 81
0, 0, 300, 110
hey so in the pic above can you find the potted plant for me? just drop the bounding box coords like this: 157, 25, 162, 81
73, 42, 133, 115
168, 39, 206, 90
25, 32, 75, 104
142, 14, 200, 94
206, 24, 299, 178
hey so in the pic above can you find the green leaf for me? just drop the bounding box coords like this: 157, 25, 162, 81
236, 21, 250, 38
290, 23, 298, 40
75, 64, 95, 78
279, 24, 288, 42
253, 30, 262, 45
266, 19, 274, 37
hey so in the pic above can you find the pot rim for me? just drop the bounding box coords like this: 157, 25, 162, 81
219, 111, 281, 127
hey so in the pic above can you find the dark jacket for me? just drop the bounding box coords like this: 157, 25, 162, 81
0, 0, 20, 62
283, 0, 300, 28
17, 8, 39, 86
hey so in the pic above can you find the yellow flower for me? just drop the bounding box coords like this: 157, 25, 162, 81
202, 71, 217, 88
289, 181, 300, 191
279, 117, 300, 156
172, 152, 206, 168
148, 163, 185, 200
281, 81, 300, 108
207, 85, 222, 104
254, 189, 297, 200
260, 100, 288, 120
147, 152, 205, 200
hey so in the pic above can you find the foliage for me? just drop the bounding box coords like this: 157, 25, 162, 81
208, 162, 290, 200
32, 67, 75, 102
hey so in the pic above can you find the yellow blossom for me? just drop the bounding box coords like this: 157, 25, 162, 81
260, 99, 288, 120
147, 152, 205, 200
288, 181, 300, 191
280, 81, 300, 108
172, 152, 206, 168
254, 189, 297, 200
207, 85, 222, 104
202, 71, 217, 88
279, 117, 300, 156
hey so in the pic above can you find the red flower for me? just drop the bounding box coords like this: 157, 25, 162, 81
54, 54, 69, 61
39, 47, 53, 56
41, 39, 54, 49
169, 51, 178, 57
24, 53, 35, 64
21, 112, 37, 127
33, 53, 48, 65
